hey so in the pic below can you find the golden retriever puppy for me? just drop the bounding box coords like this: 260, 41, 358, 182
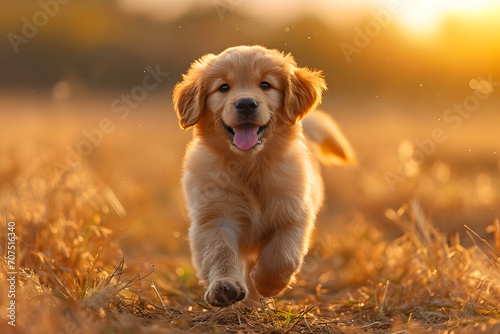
173, 45, 354, 307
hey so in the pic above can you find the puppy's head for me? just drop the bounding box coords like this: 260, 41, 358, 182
173, 45, 326, 154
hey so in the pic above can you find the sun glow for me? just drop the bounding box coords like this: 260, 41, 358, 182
396, 0, 498, 35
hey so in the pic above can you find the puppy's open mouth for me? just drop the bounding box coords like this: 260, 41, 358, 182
223, 122, 269, 151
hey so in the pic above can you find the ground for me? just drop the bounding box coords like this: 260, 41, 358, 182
1, 96, 499, 333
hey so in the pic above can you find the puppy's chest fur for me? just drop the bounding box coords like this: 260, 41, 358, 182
183, 140, 319, 243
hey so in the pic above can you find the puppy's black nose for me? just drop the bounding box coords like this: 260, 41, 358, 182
235, 98, 258, 117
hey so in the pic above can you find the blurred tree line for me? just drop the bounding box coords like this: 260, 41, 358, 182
1, 0, 499, 104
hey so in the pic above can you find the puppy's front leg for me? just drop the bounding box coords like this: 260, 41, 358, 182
252, 225, 308, 297
190, 221, 248, 307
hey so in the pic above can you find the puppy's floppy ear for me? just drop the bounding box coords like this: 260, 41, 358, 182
173, 55, 214, 130
284, 65, 327, 124
173, 76, 202, 130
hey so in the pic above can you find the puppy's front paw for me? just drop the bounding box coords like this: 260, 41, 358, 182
205, 278, 248, 307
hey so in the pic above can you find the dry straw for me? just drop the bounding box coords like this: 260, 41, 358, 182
1, 162, 500, 333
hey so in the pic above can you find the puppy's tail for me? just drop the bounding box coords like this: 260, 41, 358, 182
302, 110, 356, 165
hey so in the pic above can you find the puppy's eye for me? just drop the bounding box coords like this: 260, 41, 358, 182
260, 82, 271, 90
219, 84, 230, 92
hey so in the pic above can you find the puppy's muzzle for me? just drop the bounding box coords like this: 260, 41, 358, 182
223, 98, 268, 151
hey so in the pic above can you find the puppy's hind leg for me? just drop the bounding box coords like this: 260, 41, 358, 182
251, 226, 309, 298
189, 221, 248, 307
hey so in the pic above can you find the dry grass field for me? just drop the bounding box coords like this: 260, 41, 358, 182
1, 93, 499, 333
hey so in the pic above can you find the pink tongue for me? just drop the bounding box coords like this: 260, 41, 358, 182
233, 124, 259, 150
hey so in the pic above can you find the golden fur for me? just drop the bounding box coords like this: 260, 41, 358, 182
173, 45, 354, 307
